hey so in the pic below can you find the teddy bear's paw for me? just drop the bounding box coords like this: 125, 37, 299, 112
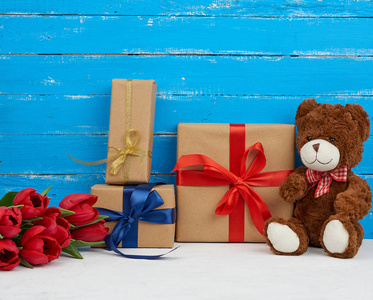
279, 174, 308, 203
279, 186, 305, 203
266, 222, 300, 254
321, 217, 362, 258
264, 217, 309, 256
322, 220, 349, 254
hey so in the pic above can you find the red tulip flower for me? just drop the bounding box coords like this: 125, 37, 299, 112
13, 188, 49, 220
0, 206, 22, 238
34, 207, 71, 248
20, 225, 61, 266
59, 193, 99, 226
0, 239, 21, 271
71, 220, 109, 242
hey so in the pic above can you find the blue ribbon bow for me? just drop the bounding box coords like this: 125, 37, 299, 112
96, 183, 178, 259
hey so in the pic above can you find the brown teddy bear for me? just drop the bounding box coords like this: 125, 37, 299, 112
264, 99, 372, 258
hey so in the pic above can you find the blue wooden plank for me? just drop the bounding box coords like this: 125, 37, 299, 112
1, 0, 372, 17
0, 134, 176, 175
0, 174, 175, 207
1, 55, 372, 96
0, 95, 111, 134
0, 134, 372, 175
2, 95, 372, 135
1, 16, 373, 56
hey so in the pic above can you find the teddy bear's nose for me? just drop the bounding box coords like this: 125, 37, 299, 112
312, 143, 320, 152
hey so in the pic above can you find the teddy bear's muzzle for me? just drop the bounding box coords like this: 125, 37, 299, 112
300, 139, 340, 172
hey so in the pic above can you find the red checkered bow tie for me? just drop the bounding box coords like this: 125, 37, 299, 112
305, 166, 348, 198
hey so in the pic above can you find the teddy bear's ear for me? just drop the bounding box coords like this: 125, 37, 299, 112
295, 99, 321, 123
345, 104, 370, 142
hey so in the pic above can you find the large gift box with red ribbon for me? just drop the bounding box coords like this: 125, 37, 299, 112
173, 123, 295, 242
105, 79, 157, 185
91, 183, 175, 248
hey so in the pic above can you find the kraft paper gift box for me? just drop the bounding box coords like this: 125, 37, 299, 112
174, 123, 295, 243
91, 184, 175, 248
105, 79, 157, 185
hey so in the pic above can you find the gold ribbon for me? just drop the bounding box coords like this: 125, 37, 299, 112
107, 129, 151, 175
67, 129, 151, 175
123, 79, 133, 182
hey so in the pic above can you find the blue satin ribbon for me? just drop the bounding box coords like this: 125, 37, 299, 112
96, 183, 178, 259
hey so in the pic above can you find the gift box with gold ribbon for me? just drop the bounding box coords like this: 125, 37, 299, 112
105, 79, 156, 184
68, 79, 156, 184
173, 123, 295, 242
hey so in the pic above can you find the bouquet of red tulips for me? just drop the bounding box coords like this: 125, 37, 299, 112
0, 187, 108, 271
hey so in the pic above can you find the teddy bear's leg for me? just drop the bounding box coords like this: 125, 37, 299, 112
320, 215, 363, 258
264, 217, 309, 256
354, 222, 364, 249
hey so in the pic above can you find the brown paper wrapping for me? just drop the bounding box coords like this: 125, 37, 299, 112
105, 79, 157, 184
91, 184, 175, 248
176, 123, 295, 242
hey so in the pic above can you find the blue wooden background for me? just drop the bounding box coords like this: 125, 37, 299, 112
1, 1, 372, 237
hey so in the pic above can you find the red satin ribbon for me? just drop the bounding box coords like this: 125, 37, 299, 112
229, 124, 246, 242
172, 126, 292, 238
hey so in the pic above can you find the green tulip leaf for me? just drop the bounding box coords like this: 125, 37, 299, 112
70, 239, 105, 248
20, 257, 34, 269
0, 234, 3, 239
59, 207, 75, 218
40, 186, 52, 197
62, 244, 83, 259
73, 215, 108, 229
0, 191, 18, 207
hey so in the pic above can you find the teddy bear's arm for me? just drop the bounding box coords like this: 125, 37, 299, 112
279, 166, 308, 203
334, 173, 372, 220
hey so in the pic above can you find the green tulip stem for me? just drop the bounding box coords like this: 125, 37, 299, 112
72, 215, 109, 229
28, 217, 43, 222
12, 205, 24, 209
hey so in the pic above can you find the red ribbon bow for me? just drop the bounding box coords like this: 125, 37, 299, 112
305, 166, 348, 198
172, 142, 292, 235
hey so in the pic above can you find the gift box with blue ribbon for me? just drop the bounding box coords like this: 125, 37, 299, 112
91, 183, 176, 248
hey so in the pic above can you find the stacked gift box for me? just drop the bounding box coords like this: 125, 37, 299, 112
90, 79, 176, 249
87, 79, 296, 250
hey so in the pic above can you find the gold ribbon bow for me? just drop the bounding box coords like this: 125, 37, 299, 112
67, 129, 151, 176
107, 129, 151, 175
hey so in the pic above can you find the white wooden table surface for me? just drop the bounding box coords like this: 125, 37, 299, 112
2, 241, 372, 300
